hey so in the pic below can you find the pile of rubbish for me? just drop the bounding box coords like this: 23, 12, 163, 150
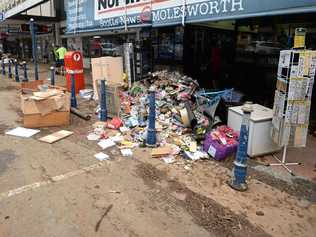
86, 70, 240, 164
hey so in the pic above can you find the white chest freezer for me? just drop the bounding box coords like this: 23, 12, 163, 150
228, 104, 280, 157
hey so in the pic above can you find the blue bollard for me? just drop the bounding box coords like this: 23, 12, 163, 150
99, 80, 107, 121
50, 66, 55, 86
229, 101, 253, 192
70, 72, 77, 108
146, 88, 157, 147
2, 59, 6, 75
14, 59, 19, 82
8, 60, 12, 78
23, 61, 28, 82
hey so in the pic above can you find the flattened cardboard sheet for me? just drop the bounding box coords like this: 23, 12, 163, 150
39, 130, 73, 144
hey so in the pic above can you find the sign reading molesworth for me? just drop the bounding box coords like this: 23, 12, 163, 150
66, 0, 316, 34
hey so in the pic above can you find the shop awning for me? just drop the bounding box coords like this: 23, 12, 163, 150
3, 0, 46, 19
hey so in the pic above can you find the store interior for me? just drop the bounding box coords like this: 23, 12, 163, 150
67, 12, 316, 132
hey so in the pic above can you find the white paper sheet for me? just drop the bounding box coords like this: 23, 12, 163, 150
94, 152, 110, 161
120, 149, 133, 157
5, 127, 40, 138
98, 139, 116, 150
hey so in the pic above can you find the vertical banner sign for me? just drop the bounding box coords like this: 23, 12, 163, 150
66, 0, 316, 34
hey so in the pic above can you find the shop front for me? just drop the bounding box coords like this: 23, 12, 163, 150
65, 0, 316, 75
65, 0, 316, 108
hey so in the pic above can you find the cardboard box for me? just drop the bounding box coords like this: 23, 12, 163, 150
106, 83, 122, 118
21, 85, 70, 128
94, 82, 123, 118
91, 56, 124, 100
23, 112, 70, 128
21, 80, 44, 90
21, 92, 70, 116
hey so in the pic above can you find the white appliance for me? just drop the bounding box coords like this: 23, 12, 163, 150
228, 104, 280, 157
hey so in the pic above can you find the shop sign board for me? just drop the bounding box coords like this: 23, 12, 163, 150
4, 0, 44, 19
66, 0, 316, 34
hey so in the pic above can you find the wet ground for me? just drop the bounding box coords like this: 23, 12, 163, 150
0, 65, 315, 237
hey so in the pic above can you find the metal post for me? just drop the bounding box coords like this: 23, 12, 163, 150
8, 59, 12, 78
14, 59, 19, 82
138, 97, 146, 127
229, 102, 253, 191
99, 79, 107, 121
146, 88, 157, 147
1, 59, 5, 75
23, 61, 28, 82
50, 66, 55, 85
30, 18, 39, 80
70, 72, 77, 108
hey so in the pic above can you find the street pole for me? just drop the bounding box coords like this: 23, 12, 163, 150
70, 72, 77, 108
229, 101, 253, 191
8, 59, 12, 79
50, 66, 55, 85
2, 58, 5, 75
14, 59, 19, 82
30, 18, 39, 80
22, 61, 28, 82
99, 80, 107, 121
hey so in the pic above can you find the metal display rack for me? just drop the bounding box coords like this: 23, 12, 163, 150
270, 48, 316, 175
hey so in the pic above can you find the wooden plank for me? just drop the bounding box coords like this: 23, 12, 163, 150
39, 130, 73, 144
151, 146, 172, 158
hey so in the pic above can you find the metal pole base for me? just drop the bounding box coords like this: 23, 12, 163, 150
268, 154, 301, 176
227, 181, 248, 192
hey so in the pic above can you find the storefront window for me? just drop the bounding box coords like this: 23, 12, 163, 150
153, 26, 184, 63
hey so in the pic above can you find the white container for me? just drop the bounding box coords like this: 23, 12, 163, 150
228, 104, 281, 157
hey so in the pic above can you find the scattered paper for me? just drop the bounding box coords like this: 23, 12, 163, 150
79, 89, 94, 100
110, 135, 124, 143
5, 127, 40, 138
87, 133, 100, 141
119, 126, 130, 133
184, 151, 209, 161
94, 152, 110, 161
120, 149, 133, 157
161, 156, 176, 164
208, 145, 217, 157
98, 139, 116, 150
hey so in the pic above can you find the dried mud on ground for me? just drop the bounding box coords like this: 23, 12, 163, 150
136, 162, 270, 237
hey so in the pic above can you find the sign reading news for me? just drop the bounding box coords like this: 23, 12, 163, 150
66, 0, 316, 34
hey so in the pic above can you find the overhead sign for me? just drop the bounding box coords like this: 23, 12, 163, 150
4, 0, 44, 19
66, 0, 316, 34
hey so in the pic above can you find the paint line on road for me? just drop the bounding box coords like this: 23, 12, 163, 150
0, 162, 107, 202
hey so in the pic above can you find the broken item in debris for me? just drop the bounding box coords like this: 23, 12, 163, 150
203, 125, 239, 161
106, 117, 123, 129
71, 107, 91, 120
